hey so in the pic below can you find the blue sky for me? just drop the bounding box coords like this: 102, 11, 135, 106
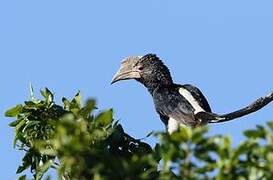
1, 0, 273, 179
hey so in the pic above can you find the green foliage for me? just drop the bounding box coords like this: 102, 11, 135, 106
6, 88, 157, 180
5, 88, 273, 180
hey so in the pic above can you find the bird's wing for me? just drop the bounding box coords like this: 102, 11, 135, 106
177, 84, 212, 113
154, 86, 197, 126
155, 84, 214, 127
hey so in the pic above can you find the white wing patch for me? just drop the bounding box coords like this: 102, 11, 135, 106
179, 87, 205, 114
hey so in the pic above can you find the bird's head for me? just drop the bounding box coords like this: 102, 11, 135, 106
111, 54, 173, 94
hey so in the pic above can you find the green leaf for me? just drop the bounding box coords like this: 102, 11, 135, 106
192, 127, 208, 143
5, 105, 22, 117
231, 141, 256, 164
29, 83, 37, 101
195, 151, 215, 163
9, 119, 23, 127
70, 91, 81, 109
154, 143, 161, 162
24, 101, 39, 109
171, 126, 192, 142
18, 175, 27, 180
244, 129, 265, 139
81, 99, 96, 117
15, 120, 26, 132
267, 121, 273, 130
39, 149, 57, 156
95, 109, 113, 127
74, 91, 81, 105
40, 88, 54, 105
223, 136, 232, 149
13, 120, 27, 148
36, 161, 54, 180
16, 164, 30, 174
62, 97, 70, 110
13, 132, 26, 148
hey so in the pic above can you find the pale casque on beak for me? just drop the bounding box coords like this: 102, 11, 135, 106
111, 56, 142, 84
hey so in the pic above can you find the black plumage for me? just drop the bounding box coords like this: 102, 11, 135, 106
112, 54, 215, 133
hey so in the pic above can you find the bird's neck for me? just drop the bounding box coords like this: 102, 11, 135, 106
139, 75, 174, 95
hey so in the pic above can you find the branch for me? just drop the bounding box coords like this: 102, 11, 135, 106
209, 91, 273, 124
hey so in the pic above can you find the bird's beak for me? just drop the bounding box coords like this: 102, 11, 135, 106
111, 56, 142, 84
111, 65, 141, 84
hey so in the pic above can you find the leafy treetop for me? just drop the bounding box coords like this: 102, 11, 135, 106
5, 88, 273, 180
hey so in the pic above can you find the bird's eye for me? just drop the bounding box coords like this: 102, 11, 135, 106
138, 66, 144, 71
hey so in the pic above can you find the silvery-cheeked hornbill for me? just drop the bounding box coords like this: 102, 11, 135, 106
111, 54, 223, 133
111, 54, 273, 133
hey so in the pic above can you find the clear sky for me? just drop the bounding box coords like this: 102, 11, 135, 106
1, 0, 273, 179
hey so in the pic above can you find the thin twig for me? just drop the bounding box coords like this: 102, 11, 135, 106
209, 91, 273, 123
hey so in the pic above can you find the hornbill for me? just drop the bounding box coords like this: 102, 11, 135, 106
111, 54, 273, 133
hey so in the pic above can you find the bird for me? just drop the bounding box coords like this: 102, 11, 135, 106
111, 54, 223, 134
